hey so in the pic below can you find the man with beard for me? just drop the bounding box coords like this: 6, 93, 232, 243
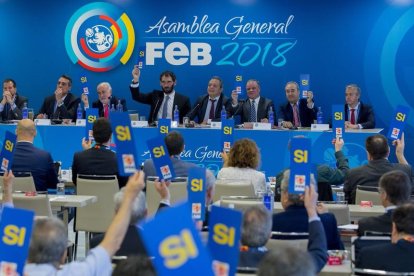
130, 66, 191, 125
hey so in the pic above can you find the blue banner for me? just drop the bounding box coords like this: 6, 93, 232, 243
158, 118, 171, 136
146, 136, 176, 180
300, 74, 310, 98
137, 45, 146, 69
0, 131, 17, 172
110, 112, 139, 176
289, 137, 311, 194
387, 105, 410, 141
85, 108, 98, 141
208, 205, 242, 276
332, 104, 345, 139
139, 203, 214, 276
187, 167, 206, 221
0, 207, 34, 276
221, 119, 234, 152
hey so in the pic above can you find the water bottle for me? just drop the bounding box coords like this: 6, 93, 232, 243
262, 184, 274, 211
220, 105, 227, 121
116, 99, 123, 112
317, 106, 323, 124
22, 102, 28, 119
173, 105, 179, 122
76, 103, 83, 120
268, 106, 274, 125
110, 104, 116, 113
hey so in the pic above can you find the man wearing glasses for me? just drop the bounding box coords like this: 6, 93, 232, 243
37, 75, 80, 121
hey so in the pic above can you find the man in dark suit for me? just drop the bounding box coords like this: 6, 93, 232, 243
11, 119, 58, 191
344, 134, 413, 204
356, 203, 414, 272
278, 81, 317, 128
344, 84, 375, 129
81, 82, 127, 118
272, 170, 343, 250
187, 76, 232, 124
1, 79, 28, 121
71, 118, 128, 188
37, 75, 80, 121
130, 65, 191, 124
230, 79, 275, 125
357, 170, 411, 236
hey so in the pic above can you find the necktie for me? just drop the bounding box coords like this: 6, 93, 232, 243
250, 99, 257, 122
209, 99, 216, 120
104, 104, 109, 118
161, 95, 170, 119
293, 103, 300, 127
350, 108, 356, 124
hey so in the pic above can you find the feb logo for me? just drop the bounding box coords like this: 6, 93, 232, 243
64, 2, 135, 72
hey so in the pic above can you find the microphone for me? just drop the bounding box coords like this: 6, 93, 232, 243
230, 99, 245, 118
186, 103, 201, 120
151, 97, 161, 125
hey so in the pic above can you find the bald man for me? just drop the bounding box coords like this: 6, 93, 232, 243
11, 119, 58, 191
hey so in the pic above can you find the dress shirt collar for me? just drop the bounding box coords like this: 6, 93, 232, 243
348, 102, 360, 111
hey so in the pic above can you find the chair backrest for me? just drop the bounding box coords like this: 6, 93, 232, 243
266, 231, 309, 251
325, 203, 351, 225
0, 172, 36, 192
213, 179, 256, 203
351, 236, 391, 266
353, 268, 414, 275
75, 175, 119, 233
13, 194, 53, 217
146, 177, 188, 216
355, 186, 381, 205
220, 196, 263, 212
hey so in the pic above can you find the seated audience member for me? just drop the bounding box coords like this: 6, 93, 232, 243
130, 66, 191, 124
143, 131, 215, 191
37, 75, 80, 121
72, 118, 128, 188
90, 188, 148, 256
11, 119, 58, 191
217, 138, 266, 194
344, 84, 375, 129
24, 172, 145, 275
278, 81, 317, 128
187, 76, 232, 124
229, 79, 275, 124
256, 184, 327, 275
0, 171, 14, 219
1, 78, 28, 121
273, 170, 343, 250
344, 133, 413, 204
356, 203, 414, 272
112, 255, 156, 276
357, 170, 411, 236
81, 82, 127, 118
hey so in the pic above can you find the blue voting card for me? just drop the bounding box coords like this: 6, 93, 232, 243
146, 136, 176, 180
387, 105, 410, 141
138, 203, 214, 276
85, 108, 98, 142
0, 131, 17, 172
187, 167, 207, 221
289, 137, 312, 194
137, 45, 145, 69
234, 73, 243, 94
0, 207, 34, 276
221, 119, 235, 152
208, 205, 242, 276
332, 104, 345, 139
158, 118, 171, 136
300, 74, 310, 98
110, 112, 139, 176
79, 70, 90, 95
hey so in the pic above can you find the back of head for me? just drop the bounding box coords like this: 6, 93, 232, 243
112, 255, 156, 276
114, 188, 146, 225
392, 203, 414, 235
379, 170, 411, 206
258, 247, 315, 276
28, 218, 67, 267
164, 131, 184, 156
93, 118, 112, 144
280, 169, 303, 206
365, 134, 389, 160
228, 138, 260, 169
241, 205, 272, 247
16, 119, 36, 141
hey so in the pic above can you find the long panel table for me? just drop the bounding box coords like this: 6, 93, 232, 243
0, 124, 382, 177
